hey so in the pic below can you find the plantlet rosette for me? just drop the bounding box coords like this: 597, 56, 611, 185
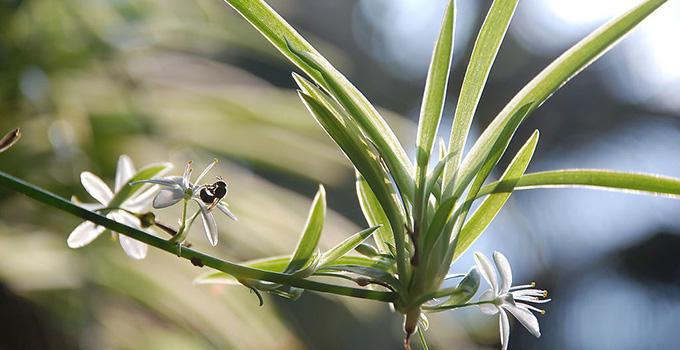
0, 0, 676, 349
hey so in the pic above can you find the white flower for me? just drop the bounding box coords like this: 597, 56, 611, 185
68, 155, 165, 259
135, 159, 237, 246
474, 251, 551, 350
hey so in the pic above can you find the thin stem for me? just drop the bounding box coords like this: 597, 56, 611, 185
0, 170, 396, 303
171, 200, 198, 244
417, 327, 429, 350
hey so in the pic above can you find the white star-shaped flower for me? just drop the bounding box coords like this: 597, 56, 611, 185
135, 159, 236, 246
474, 251, 551, 350
67, 155, 167, 259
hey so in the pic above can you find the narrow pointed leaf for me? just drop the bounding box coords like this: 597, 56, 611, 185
319, 265, 401, 292
415, 0, 455, 225
195, 256, 291, 285
451, 130, 540, 262
477, 169, 680, 198
356, 173, 395, 255
320, 225, 381, 267
446, 0, 519, 181
425, 152, 456, 204
427, 108, 532, 276
286, 42, 415, 201
354, 243, 380, 258
451, 0, 667, 201
298, 92, 409, 280
223, 0, 415, 200
194, 254, 395, 286
285, 185, 326, 273
422, 267, 481, 311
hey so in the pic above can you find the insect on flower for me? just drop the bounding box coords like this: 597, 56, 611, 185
199, 179, 228, 209
133, 159, 237, 247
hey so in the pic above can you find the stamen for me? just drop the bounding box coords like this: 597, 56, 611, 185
195, 158, 218, 185
509, 282, 536, 291
523, 304, 545, 315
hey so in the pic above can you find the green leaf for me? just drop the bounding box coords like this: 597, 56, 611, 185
298, 91, 409, 281
451, 130, 539, 263
446, 102, 534, 200
356, 173, 395, 255
477, 169, 680, 198
450, 0, 667, 201
421, 196, 457, 257
446, 0, 519, 182
424, 152, 456, 205
422, 267, 480, 312
319, 265, 401, 292
194, 256, 291, 285
332, 255, 395, 272
427, 124, 536, 277
415, 0, 455, 226
285, 41, 415, 202
319, 225, 380, 267
222, 0, 415, 200
354, 243, 380, 258
108, 162, 173, 209
194, 254, 394, 286
285, 185, 326, 273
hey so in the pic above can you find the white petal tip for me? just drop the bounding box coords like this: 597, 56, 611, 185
127, 253, 147, 260
66, 241, 83, 249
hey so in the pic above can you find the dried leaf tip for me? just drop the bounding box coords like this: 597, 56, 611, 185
0, 128, 21, 153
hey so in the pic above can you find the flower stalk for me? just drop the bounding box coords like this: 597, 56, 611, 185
0, 170, 396, 302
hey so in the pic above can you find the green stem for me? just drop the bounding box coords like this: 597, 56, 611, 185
417, 327, 429, 350
170, 200, 198, 244
0, 170, 396, 303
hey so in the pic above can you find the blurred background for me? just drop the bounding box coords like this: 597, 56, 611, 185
1, 0, 679, 349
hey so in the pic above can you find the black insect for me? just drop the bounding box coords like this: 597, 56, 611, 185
199, 180, 228, 208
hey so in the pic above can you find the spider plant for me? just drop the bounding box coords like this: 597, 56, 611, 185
0, 0, 677, 348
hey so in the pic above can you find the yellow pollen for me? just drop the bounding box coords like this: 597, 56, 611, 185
530, 281, 536, 288
543, 290, 548, 298
540, 309, 546, 315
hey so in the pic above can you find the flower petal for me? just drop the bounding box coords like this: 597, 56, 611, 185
474, 252, 498, 293
119, 235, 148, 260
479, 289, 500, 315
110, 211, 148, 259
503, 303, 541, 338
71, 196, 103, 211
217, 203, 237, 221
182, 161, 193, 189
132, 176, 184, 188
493, 251, 513, 294
197, 201, 218, 246
67, 221, 105, 248
80, 172, 113, 205
194, 159, 217, 185
152, 188, 185, 209
499, 309, 510, 350
115, 155, 135, 192
125, 185, 159, 211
